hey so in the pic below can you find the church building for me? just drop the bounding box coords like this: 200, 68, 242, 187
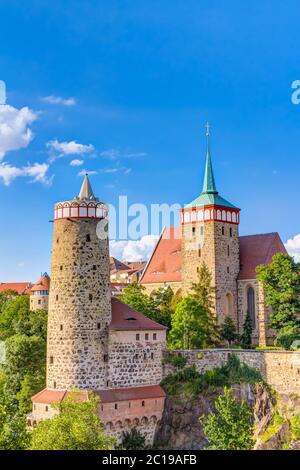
140, 126, 286, 346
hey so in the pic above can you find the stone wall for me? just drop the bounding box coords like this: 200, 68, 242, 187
30, 293, 49, 312
108, 330, 166, 387
142, 281, 182, 296
47, 217, 111, 390
163, 349, 300, 395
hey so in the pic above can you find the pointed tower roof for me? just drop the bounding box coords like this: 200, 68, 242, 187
202, 141, 217, 194
78, 174, 96, 200
185, 123, 238, 209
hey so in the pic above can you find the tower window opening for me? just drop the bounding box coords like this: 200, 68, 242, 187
93, 265, 97, 270
142, 401, 145, 407
227, 267, 229, 273
60, 265, 63, 271
136, 333, 140, 341
144, 353, 147, 360
135, 353, 139, 359
230, 227, 233, 237
45, 406, 48, 412
60, 324, 63, 331
89, 294, 93, 301
227, 245, 230, 256
50, 356, 54, 364
222, 226, 225, 235
97, 322, 101, 329
151, 352, 154, 360
198, 246, 201, 257
56, 294, 58, 301
86, 234, 91, 242
103, 354, 108, 362
53, 381, 56, 389
114, 403, 118, 410
192, 226, 196, 235
145, 333, 149, 340
38, 299, 41, 305
56, 238, 59, 244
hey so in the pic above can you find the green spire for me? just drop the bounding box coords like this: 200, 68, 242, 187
202, 122, 217, 194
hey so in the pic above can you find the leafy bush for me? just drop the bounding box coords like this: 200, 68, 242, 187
163, 354, 187, 369
290, 412, 300, 440
162, 354, 263, 399
274, 324, 300, 350
118, 427, 146, 450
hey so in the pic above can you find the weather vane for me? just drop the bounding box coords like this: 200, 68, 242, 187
205, 121, 211, 137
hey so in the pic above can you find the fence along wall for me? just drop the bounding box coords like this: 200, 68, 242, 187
163, 349, 300, 395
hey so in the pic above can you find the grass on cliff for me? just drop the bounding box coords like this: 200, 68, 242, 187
161, 354, 263, 400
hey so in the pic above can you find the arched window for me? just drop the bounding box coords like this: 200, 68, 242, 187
225, 293, 233, 316
247, 287, 256, 328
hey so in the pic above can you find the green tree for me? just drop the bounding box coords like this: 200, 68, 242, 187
29, 393, 115, 450
0, 290, 18, 313
274, 324, 300, 350
0, 295, 30, 340
201, 386, 254, 450
168, 297, 211, 349
190, 263, 220, 345
220, 317, 237, 347
256, 253, 300, 330
122, 283, 173, 328
240, 312, 253, 349
119, 427, 146, 450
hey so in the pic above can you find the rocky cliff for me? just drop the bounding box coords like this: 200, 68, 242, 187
154, 383, 300, 450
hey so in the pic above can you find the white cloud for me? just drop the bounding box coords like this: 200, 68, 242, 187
70, 159, 84, 166
0, 162, 52, 186
41, 95, 76, 106
0, 105, 37, 160
110, 235, 159, 262
47, 139, 94, 157
78, 169, 98, 176
100, 149, 146, 160
285, 234, 300, 262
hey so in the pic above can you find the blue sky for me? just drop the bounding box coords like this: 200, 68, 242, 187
1, 0, 300, 281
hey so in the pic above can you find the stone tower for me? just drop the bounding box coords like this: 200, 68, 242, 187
181, 125, 240, 325
47, 175, 111, 390
30, 273, 50, 311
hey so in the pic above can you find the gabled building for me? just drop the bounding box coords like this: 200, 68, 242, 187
140, 129, 286, 346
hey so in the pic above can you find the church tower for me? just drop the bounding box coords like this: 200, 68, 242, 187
46, 175, 111, 390
181, 124, 240, 325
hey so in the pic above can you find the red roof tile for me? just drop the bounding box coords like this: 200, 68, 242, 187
238, 233, 287, 280
140, 227, 182, 284
31, 273, 50, 292
0, 282, 32, 295
96, 385, 166, 403
140, 227, 286, 284
31, 389, 88, 404
110, 297, 167, 330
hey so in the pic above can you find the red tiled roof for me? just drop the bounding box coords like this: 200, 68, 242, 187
140, 227, 287, 284
140, 227, 182, 284
0, 282, 32, 295
32, 386, 165, 405
110, 257, 131, 273
96, 385, 166, 403
238, 232, 287, 280
31, 273, 50, 292
110, 297, 167, 330
31, 389, 88, 404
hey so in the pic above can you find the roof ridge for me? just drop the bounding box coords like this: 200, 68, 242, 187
239, 232, 279, 239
